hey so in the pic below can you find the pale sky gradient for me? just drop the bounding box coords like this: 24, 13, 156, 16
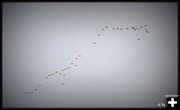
3, 3, 178, 108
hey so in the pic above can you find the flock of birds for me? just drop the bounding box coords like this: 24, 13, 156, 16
24, 24, 149, 95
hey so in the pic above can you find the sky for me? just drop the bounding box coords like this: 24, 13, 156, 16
3, 2, 178, 108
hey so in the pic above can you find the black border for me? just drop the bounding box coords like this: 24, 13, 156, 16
1, 1, 179, 109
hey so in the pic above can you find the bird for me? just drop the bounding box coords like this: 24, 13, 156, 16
93, 42, 96, 44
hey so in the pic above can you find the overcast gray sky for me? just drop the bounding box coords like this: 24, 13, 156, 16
3, 2, 178, 108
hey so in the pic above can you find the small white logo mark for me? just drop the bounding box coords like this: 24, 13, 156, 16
168, 98, 177, 107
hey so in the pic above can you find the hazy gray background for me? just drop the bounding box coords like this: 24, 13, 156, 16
3, 3, 178, 108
